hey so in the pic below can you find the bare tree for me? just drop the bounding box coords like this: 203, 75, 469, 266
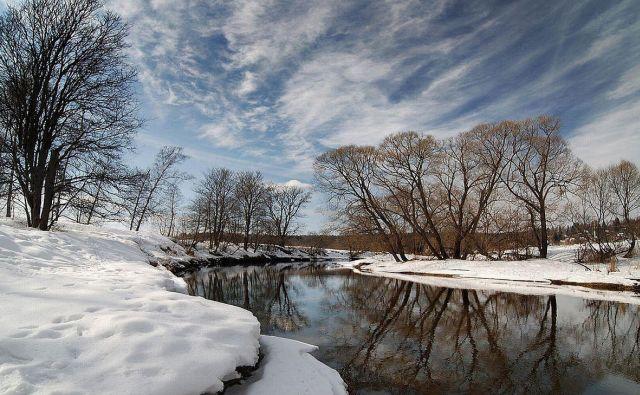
126, 146, 188, 231
266, 184, 311, 247
195, 168, 236, 251
66, 160, 132, 225
433, 123, 510, 258
376, 132, 446, 259
0, 129, 15, 217
235, 171, 268, 250
568, 167, 622, 266
608, 160, 640, 257
503, 116, 582, 258
155, 182, 182, 238
0, 0, 140, 230
315, 146, 408, 261
374, 124, 510, 259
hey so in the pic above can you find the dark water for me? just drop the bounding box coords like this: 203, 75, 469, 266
184, 265, 640, 394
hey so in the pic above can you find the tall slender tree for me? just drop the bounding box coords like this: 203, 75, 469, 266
235, 171, 267, 250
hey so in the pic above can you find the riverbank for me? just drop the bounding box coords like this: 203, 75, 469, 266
159, 242, 350, 275
341, 246, 640, 305
0, 220, 346, 394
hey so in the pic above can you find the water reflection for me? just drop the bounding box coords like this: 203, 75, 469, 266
185, 266, 640, 394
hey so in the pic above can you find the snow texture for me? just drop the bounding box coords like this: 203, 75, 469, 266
0, 220, 260, 394
228, 336, 347, 395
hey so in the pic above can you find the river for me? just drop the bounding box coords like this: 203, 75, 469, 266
184, 264, 640, 394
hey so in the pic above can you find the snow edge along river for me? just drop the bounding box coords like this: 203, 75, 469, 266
0, 220, 347, 395
340, 249, 640, 305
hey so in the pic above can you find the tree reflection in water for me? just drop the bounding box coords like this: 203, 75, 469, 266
185, 266, 640, 394
185, 267, 308, 332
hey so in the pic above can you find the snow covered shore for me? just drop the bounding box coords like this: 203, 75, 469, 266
161, 242, 350, 275
342, 246, 640, 305
228, 336, 347, 395
0, 221, 345, 394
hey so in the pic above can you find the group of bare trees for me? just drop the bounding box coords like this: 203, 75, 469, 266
0, 0, 199, 234
316, 115, 638, 262
0, 0, 141, 230
567, 160, 640, 263
179, 168, 311, 252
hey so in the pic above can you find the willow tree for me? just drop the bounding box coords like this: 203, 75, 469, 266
503, 116, 582, 258
0, 0, 139, 230
609, 160, 640, 256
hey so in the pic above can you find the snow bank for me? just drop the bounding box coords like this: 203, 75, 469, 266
344, 252, 640, 305
228, 336, 347, 395
0, 220, 260, 394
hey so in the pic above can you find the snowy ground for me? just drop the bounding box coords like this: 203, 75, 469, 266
228, 336, 347, 395
340, 245, 640, 305
0, 220, 345, 395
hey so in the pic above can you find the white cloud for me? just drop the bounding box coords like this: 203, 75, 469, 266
569, 98, 640, 167
223, 0, 336, 71
108, 0, 640, 180
237, 71, 257, 96
608, 64, 640, 99
281, 179, 313, 189
199, 122, 241, 149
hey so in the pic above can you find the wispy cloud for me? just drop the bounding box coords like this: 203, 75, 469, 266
109, 0, 639, 180
569, 98, 640, 167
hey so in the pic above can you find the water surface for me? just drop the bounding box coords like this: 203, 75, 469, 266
185, 265, 640, 394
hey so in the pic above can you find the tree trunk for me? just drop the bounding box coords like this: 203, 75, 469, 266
38, 150, 60, 231
625, 235, 636, 258
243, 218, 250, 250
453, 234, 463, 260
394, 232, 408, 261
539, 208, 548, 258
5, 164, 13, 218
86, 179, 102, 225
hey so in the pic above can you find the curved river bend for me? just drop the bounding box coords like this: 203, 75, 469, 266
185, 265, 640, 394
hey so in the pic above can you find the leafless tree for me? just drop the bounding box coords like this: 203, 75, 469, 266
503, 116, 582, 258
372, 123, 510, 259
195, 167, 236, 251
315, 146, 408, 261
66, 160, 132, 225
432, 123, 511, 258
265, 184, 311, 247
235, 171, 268, 250
608, 160, 640, 257
0, 0, 140, 230
126, 146, 188, 231
376, 132, 446, 259
154, 182, 182, 238
567, 168, 622, 266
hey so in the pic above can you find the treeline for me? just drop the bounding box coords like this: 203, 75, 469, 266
315, 116, 640, 263
175, 169, 311, 252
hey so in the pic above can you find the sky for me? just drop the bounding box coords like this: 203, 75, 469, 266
3, 0, 640, 232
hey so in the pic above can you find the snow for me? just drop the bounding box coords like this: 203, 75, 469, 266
164, 241, 351, 274
0, 220, 348, 395
228, 336, 347, 395
0, 220, 261, 394
341, 246, 640, 305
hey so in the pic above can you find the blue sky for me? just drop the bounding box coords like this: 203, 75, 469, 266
4, 0, 640, 231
